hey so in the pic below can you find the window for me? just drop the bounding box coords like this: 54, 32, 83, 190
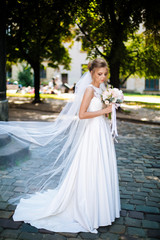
145, 79, 159, 91
40, 66, 46, 79
61, 74, 68, 84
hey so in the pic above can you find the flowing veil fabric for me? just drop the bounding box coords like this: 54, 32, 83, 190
0, 71, 106, 203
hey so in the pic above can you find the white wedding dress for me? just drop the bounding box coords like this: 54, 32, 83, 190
13, 84, 121, 234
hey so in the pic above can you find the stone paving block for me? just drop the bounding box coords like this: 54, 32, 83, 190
121, 177, 133, 182
128, 211, 144, 219
143, 155, 154, 159
129, 199, 145, 205
0, 211, 13, 219
38, 228, 54, 234
66, 238, 82, 240
98, 226, 109, 233
119, 236, 141, 240
146, 200, 160, 207
119, 182, 128, 187
140, 187, 152, 193
121, 199, 129, 204
115, 217, 124, 224
1, 178, 15, 185
134, 191, 148, 197
120, 194, 133, 199
126, 186, 138, 192
0, 239, 18, 240
20, 223, 38, 233
150, 192, 160, 198
136, 205, 159, 214
43, 233, 69, 240
0, 201, 8, 210
109, 224, 125, 234
59, 232, 78, 238
1, 193, 14, 202
120, 210, 127, 217
0, 185, 15, 192
143, 183, 157, 189
18, 232, 44, 240
127, 226, 146, 237
6, 204, 16, 211
147, 229, 160, 238
100, 232, 119, 240
133, 194, 146, 200
146, 214, 160, 222
134, 178, 146, 183
142, 220, 160, 229
152, 188, 160, 194
13, 180, 25, 187
121, 204, 135, 211
43, 234, 74, 240
0, 229, 21, 238
0, 218, 22, 229
79, 232, 100, 239
125, 217, 141, 227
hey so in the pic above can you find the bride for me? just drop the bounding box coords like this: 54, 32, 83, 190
2, 58, 121, 233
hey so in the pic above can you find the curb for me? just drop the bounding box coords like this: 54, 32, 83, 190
117, 116, 160, 126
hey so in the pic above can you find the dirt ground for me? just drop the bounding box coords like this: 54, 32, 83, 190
7, 97, 160, 125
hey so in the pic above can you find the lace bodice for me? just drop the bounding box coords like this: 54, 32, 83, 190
87, 84, 103, 112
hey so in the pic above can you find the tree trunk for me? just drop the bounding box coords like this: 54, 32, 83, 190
109, 60, 120, 88
32, 62, 41, 103
0, 0, 8, 121
0, 0, 6, 101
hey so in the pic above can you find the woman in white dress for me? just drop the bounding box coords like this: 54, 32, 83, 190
12, 58, 121, 233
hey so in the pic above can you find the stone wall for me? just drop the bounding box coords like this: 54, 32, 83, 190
0, 99, 8, 121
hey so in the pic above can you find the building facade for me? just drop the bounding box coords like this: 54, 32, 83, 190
8, 40, 160, 94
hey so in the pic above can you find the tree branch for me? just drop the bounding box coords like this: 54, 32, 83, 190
77, 23, 106, 58
121, 73, 131, 85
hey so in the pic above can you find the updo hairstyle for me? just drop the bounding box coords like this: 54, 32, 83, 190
88, 58, 108, 72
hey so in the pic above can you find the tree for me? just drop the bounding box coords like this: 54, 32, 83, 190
0, 0, 6, 101
120, 32, 160, 85
0, 0, 8, 120
76, 0, 160, 88
76, 0, 143, 88
18, 64, 33, 87
142, 0, 160, 46
6, 0, 75, 102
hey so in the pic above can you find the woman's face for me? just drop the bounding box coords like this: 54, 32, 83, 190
91, 67, 108, 84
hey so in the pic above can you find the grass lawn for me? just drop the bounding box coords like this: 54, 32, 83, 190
7, 92, 160, 110
124, 93, 160, 98
7, 92, 71, 100
125, 101, 160, 110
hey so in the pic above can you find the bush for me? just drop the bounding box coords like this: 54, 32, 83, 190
18, 65, 33, 87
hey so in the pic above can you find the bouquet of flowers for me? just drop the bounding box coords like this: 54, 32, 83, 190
101, 87, 124, 118
101, 86, 124, 140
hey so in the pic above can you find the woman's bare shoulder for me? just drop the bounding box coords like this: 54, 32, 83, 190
85, 86, 94, 94
84, 86, 94, 97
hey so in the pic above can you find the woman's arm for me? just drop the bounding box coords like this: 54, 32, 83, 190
79, 87, 112, 119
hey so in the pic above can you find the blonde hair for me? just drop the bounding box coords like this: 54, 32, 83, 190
88, 58, 108, 72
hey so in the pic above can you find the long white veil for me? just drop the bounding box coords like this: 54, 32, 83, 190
0, 71, 105, 204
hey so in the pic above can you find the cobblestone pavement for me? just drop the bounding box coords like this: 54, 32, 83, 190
0, 121, 160, 240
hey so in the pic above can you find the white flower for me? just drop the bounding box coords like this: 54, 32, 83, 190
101, 87, 124, 105
105, 100, 109, 105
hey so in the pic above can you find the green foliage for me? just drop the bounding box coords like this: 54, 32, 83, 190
6, 0, 74, 69
75, 0, 144, 87
6, 0, 77, 101
18, 65, 33, 87
75, 0, 160, 87
121, 32, 160, 83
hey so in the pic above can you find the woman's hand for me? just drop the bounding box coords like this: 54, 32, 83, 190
102, 104, 112, 115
